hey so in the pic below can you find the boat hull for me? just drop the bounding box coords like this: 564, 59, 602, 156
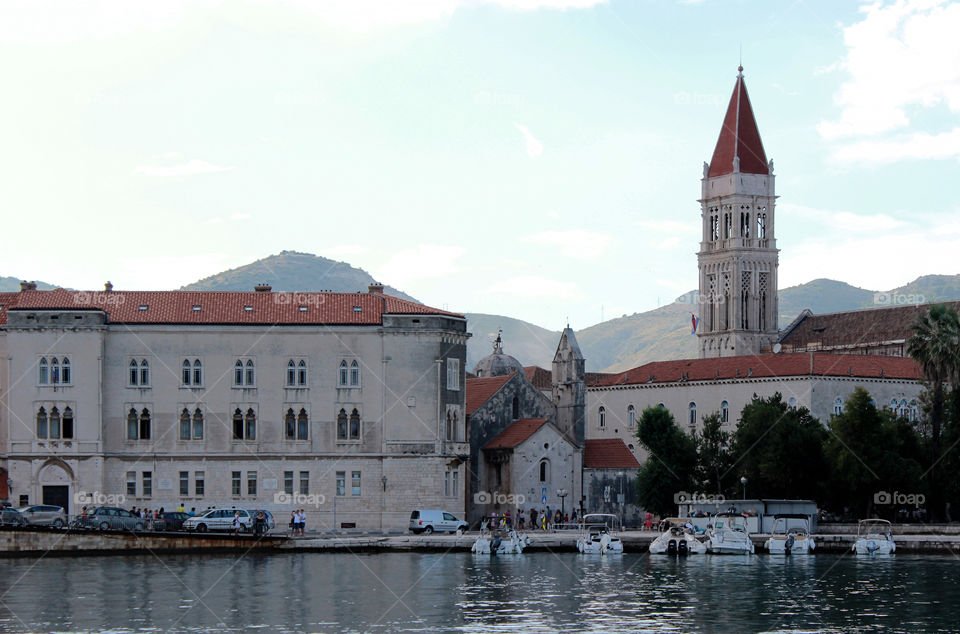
649, 533, 706, 555
853, 537, 895, 555
765, 536, 815, 554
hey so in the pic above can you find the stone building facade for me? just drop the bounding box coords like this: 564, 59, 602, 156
0, 284, 469, 531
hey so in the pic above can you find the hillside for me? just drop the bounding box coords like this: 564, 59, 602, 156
0, 277, 57, 292
181, 251, 417, 302
464, 313, 560, 371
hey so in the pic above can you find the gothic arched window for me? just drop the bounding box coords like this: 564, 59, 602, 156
337, 408, 348, 439
36, 407, 47, 438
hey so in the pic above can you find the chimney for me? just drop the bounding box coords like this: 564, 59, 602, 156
254, 283, 272, 293
368, 282, 384, 294
104, 281, 113, 292
19, 280, 37, 292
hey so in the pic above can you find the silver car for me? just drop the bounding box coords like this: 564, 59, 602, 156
16, 505, 67, 528
182, 508, 253, 533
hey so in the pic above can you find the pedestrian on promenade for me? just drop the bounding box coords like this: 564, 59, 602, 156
530, 508, 538, 530
290, 511, 297, 536
189, 507, 196, 516
177, 503, 185, 513
233, 511, 241, 535
299, 509, 307, 536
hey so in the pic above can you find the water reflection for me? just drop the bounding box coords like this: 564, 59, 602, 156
0, 552, 957, 632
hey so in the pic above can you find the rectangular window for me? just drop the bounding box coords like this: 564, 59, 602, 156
142, 471, 152, 497
247, 471, 257, 496
195, 471, 205, 496
284, 471, 294, 495
453, 470, 458, 497
444, 471, 450, 497
179, 471, 189, 497
446, 358, 460, 391
351, 471, 361, 496
231, 471, 241, 496
336, 471, 345, 496
126, 471, 136, 496
299, 471, 309, 495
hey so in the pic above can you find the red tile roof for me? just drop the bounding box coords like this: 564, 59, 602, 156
524, 366, 553, 390
587, 353, 921, 387
483, 418, 549, 450
0, 292, 19, 326
584, 439, 641, 469
465, 373, 515, 415
707, 71, 769, 178
2, 289, 461, 326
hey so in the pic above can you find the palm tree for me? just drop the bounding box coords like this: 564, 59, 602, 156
907, 304, 960, 470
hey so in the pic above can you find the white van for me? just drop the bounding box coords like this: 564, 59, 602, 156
409, 510, 468, 534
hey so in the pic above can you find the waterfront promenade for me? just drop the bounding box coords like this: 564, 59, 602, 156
3, 525, 960, 556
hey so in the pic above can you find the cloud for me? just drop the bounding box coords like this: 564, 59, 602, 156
635, 219, 699, 234
488, 275, 581, 299
780, 202, 907, 232
831, 127, 960, 163
374, 244, 466, 285
132, 159, 235, 177
818, 0, 960, 161
512, 122, 544, 158
521, 230, 612, 259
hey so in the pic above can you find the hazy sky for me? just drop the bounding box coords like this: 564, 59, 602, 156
2, 0, 958, 330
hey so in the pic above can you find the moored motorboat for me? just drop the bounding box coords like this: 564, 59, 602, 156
471, 528, 528, 554
576, 514, 624, 554
706, 512, 754, 555
764, 514, 815, 555
852, 519, 895, 555
649, 518, 706, 555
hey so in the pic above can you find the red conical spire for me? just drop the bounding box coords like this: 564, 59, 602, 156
707, 67, 768, 178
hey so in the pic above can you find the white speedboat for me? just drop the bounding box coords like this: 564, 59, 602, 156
648, 518, 706, 555
706, 513, 754, 554
577, 514, 624, 554
852, 519, 896, 555
764, 514, 815, 555
471, 528, 528, 554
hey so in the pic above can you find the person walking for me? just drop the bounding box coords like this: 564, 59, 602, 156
290, 511, 297, 536
233, 511, 242, 536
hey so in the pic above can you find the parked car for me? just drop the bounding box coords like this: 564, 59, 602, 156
80, 507, 147, 531
182, 508, 255, 533
153, 511, 192, 531
16, 505, 67, 528
0, 508, 27, 527
409, 510, 468, 535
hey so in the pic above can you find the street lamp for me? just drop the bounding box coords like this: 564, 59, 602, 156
557, 489, 568, 522
740, 476, 748, 501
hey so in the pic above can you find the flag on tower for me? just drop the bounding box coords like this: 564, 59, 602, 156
690, 314, 700, 335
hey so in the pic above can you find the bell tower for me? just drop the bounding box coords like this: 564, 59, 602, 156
697, 66, 779, 358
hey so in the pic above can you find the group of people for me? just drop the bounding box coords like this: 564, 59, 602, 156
289, 509, 308, 536
485, 508, 580, 531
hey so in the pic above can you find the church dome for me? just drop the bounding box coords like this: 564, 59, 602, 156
473, 330, 524, 378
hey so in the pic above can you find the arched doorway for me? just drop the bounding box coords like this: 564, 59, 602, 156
38, 461, 72, 513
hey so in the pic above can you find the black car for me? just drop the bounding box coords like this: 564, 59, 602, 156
0, 508, 27, 527
154, 511, 191, 531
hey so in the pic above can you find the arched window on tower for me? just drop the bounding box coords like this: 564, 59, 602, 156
834, 397, 843, 416
757, 212, 766, 239
598, 406, 606, 429
721, 400, 729, 423
688, 402, 697, 428
741, 271, 751, 330
539, 459, 550, 483
627, 405, 636, 429
758, 273, 769, 331
511, 397, 519, 421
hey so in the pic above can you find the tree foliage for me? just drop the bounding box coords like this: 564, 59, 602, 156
695, 412, 732, 496
635, 406, 696, 516
729, 393, 827, 501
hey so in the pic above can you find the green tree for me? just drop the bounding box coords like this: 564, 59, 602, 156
695, 412, 731, 496
635, 406, 697, 517
824, 387, 924, 519
907, 304, 960, 462
907, 303, 960, 520
729, 393, 827, 501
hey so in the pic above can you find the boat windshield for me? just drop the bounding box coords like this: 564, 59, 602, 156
857, 519, 892, 537
772, 516, 810, 535
582, 514, 621, 532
